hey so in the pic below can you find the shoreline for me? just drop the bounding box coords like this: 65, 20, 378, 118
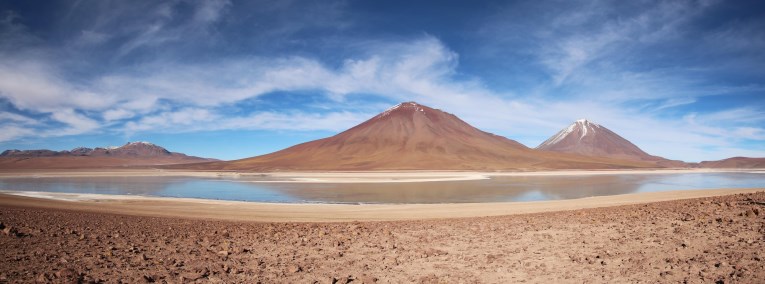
3, 188, 763, 282
0, 168, 761, 183
1, 187, 762, 222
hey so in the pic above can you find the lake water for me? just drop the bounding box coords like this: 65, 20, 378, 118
0, 172, 763, 204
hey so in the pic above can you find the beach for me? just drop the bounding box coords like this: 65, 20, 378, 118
1, 169, 764, 282
0, 188, 762, 222
1, 190, 764, 283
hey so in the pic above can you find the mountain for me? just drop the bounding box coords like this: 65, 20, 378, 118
182, 102, 656, 171
0, 142, 216, 169
536, 119, 686, 167
697, 157, 765, 168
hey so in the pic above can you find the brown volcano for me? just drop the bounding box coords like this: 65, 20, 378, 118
0, 142, 216, 169
536, 119, 686, 167
184, 102, 656, 171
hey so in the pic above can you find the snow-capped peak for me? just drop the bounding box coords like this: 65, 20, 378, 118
574, 119, 601, 139
539, 119, 603, 147
378, 102, 425, 117
125, 141, 156, 146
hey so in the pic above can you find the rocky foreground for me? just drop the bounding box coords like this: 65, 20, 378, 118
1, 192, 764, 283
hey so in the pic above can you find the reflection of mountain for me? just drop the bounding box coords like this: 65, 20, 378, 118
0, 175, 644, 203
0, 176, 187, 196
268, 175, 646, 203
0, 176, 296, 202
3, 173, 761, 203
525, 175, 646, 200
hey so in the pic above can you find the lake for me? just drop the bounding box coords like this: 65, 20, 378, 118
1, 172, 763, 204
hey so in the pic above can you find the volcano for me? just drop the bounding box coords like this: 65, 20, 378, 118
186, 102, 655, 171
536, 119, 686, 167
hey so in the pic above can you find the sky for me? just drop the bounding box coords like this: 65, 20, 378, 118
0, 0, 763, 162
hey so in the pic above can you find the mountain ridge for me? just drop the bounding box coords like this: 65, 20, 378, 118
178, 102, 657, 171
0, 142, 216, 169
697, 157, 765, 168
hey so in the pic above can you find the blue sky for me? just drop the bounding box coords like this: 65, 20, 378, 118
0, 0, 763, 162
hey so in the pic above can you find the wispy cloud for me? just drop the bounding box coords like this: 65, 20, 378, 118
0, 0, 762, 161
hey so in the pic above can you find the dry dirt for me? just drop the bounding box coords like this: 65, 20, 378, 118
1, 192, 764, 283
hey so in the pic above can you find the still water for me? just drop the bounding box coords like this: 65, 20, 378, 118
0, 172, 763, 204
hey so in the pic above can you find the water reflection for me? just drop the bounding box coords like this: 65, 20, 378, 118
0, 173, 762, 204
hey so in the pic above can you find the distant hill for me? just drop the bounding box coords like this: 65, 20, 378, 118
0, 142, 216, 169
178, 102, 656, 171
536, 119, 687, 168
697, 157, 765, 168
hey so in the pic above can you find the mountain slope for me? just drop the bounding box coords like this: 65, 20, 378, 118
536, 119, 685, 167
0, 142, 216, 169
184, 102, 655, 171
698, 157, 765, 168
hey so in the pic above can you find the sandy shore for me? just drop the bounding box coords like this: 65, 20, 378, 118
1, 168, 764, 282
0, 168, 760, 183
1, 188, 763, 222
1, 190, 764, 283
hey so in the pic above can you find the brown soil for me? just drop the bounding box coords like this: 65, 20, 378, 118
1, 192, 764, 283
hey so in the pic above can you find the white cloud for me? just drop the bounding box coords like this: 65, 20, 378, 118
0, 112, 37, 125
193, 0, 231, 24
732, 127, 765, 140
0, 125, 35, 142
125, 108, 217, 133
124, 108, 368, 134
0, 20, 761, 162
48, 109, 100, 135
0, 60, 117, 111
102, 109, 135, 121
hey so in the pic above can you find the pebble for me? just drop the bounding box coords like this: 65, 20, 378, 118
287, 264, 301, 273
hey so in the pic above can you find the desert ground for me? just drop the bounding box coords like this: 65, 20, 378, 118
1, 169, 764, 283
0, 188, 763, 283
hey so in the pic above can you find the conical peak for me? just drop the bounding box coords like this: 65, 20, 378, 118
574, 118, 600, 127
393, 101, 425, 110
378, 101, 427, 117
538, 119, 604, 148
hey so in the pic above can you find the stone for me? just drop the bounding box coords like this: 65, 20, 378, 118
357, 274, 378, 283
2, 226, 18, 236
287, 264, 301, 273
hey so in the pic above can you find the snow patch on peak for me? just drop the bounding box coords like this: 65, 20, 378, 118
575, 118, 601, 128
378, 102, 425, 118
539, 119, 605, 147
573, 119, 602, 140
126, 141, 156, 146
540, 123, 577, 147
